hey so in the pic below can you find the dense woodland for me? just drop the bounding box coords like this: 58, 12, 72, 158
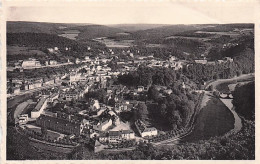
183, 49, 254, 84
7, 33, 107, 56
232, 82, 255, 121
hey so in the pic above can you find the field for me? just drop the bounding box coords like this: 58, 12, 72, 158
93, 38, 134, 47
195, 31, 241, 36
7, 45, 46, 56
182, 97, 234, 143
7, 45, 47, 64
58, 30, 80, 40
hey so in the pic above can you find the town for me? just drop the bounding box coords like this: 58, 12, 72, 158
6, 22, 255, 160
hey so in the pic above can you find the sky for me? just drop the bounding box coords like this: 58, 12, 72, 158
5, 1, 258, 25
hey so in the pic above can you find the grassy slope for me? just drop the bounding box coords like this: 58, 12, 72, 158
182, 97, 234, 142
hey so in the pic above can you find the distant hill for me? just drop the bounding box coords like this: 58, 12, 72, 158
108, 24, 170, 32
200, 24, 254, 32
70, 25, 124, 40
7, 21, 123, 40
7, 21, 90, 34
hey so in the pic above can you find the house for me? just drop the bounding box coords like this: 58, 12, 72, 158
121, 130, 135, 140
135, 120, 158, 138
85, 56, 91, 62
47, 48, 54, 53
224, 57, 233, 62
112, 116, 120, 126
108, 131, 122, 143
64, 90, 82, 101
99, 130, 135, 144
140, 127, 158, 138
44, 79, 55, 85
22, 58, 41, 68
89, 129, 100, 138
13, 87, 21, 94
49, 60, 58, 65
70, 73, 81, 83
93, 119, 112, 131
31, 96, 49, 118
137, 86, 144, 92
18, 114, 29, 125
99, 132, 109, 143
194, 59, 207, 65
28, 81, 42, 90
163, 89, 172, 95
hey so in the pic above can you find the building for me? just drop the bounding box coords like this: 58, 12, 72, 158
108, 131, 122, 143
93, 119, 112, 131
31, 96, 49, 118
18, 114, 29, 125
22, 58, 41, 68
135, 120, 158, 138
194, 59, 207, 65
99, 133, 109, 143
121, 130, 135, 140
90, 99, 100, 110
140, 127, 158, 138
99, 130, 135, 144
224, 57, 233, 62
137, 86, 144, 92
28, 81, 42, 90
36, 114, 84, 136
49, 60, 58, 65
64, 90, 81, 101
13, 87, 21, 94
70, 73, 81, 83
48, 93, 59, 102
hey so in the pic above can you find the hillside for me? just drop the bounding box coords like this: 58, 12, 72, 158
108, 24, 170, 32
72, 25, 124, 40
7, 33, 107, 63
7, 21, 88, 34
7, 21, 123, 40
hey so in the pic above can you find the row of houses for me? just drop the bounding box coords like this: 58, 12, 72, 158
8, 76, 62, 95
194, 57, 233, 65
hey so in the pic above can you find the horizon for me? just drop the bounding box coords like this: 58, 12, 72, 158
7, 20, 254, 26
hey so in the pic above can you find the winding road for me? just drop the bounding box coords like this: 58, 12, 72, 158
156, 73, 254, 146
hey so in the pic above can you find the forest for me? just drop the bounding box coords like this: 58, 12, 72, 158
232, 82, 255, 121
7, 33, 107, 56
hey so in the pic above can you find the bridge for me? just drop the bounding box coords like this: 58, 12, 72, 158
219, 92, 233, 99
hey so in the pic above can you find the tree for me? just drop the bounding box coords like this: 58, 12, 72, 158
135, 103, 148, 121
148, 85, 160, 101
41, 127, 48, 138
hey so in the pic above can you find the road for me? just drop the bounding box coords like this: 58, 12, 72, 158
155, 73, 254, 146
8, 83, 61, 99
205, 73, 254, 90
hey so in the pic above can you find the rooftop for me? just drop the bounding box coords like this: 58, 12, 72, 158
32, 96, 48, 112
